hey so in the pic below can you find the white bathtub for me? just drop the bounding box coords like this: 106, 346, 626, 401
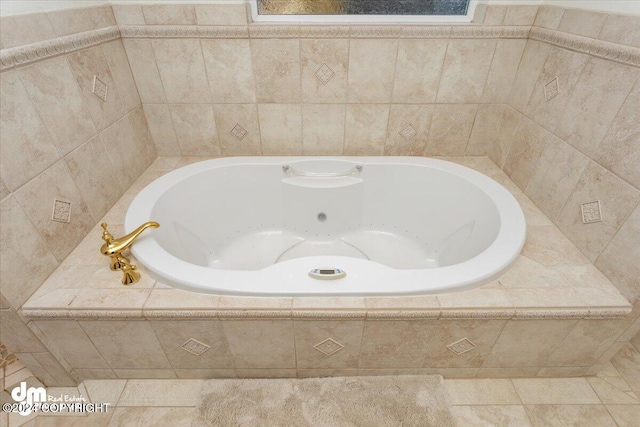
126, 157, 526, 296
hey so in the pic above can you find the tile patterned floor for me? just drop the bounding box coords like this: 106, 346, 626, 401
2, 339, 639, 426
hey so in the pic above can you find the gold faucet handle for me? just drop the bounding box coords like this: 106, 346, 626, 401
118, 255, 140, 285
100, 221, 159, 284
101, 222, 114, 244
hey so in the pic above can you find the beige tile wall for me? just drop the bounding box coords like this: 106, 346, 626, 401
118, 3, 538, 158
496, 6, 640, 303
24, 312, 637, 380
0, 6, 156, 386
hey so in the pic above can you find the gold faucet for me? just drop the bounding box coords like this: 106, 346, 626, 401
100, 221, 159, 285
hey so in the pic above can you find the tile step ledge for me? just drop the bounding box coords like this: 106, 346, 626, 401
19, 156, 632, 322
20, 306, 630, 320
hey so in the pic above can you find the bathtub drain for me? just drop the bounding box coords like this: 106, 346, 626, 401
317, 212, 327, 222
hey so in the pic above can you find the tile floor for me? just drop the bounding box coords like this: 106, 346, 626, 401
1, 339, 639, 426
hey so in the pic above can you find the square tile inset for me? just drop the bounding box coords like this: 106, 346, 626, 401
447, 337, 477, 355
92, 76, 108, 102
315, 63, 335, 85
51, 199, 72, 223
314, 338, 344, 356
181, 338, 211, 356
399, 124, 418, 141
230, 123, 248, 141
544, 77, 559, 101
581, 200, 602, 224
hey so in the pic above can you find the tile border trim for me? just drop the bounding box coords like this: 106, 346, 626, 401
124, 24, 531, 39
0, 26, 120, 71
2, 24, 638, 72
529, 26, 640, 67
120, 25, 250, 39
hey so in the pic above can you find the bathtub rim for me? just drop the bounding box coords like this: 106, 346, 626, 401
126, 156, 526, 296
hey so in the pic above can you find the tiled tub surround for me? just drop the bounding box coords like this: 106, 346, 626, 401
490, 6, 640, 304
1, 2, 639, 385
4, 4, 638, 158
113, 5, 640, 160
0, 5, 156, 386
18, 156, 636, 381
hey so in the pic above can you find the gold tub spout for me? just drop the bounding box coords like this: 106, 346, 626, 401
100, 221, 159, 285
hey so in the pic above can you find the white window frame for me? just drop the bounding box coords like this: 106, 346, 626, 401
249, 0, 479, 24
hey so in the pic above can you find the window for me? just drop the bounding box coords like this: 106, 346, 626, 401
250, 0, 477, 23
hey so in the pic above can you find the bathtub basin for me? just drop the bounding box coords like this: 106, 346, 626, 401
126, 157, 526, 295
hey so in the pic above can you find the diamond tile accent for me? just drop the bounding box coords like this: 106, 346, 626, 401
51, 199, 72, 223
230, 123, 248, 141
446, 338, 476, 355
92, 76, 108, 102
399, 124, 418, 141
314, 63, 335, 85
581, 200, 602, 224
181, 338, 210, 356
314, 338, 344, 355
544, 77, 559, 101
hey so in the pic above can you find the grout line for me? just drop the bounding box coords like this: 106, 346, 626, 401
498, 106, 523, 171
109, 379, 127, 408
291, 318, 299, 377
248, 40, 265, 156
81, 379, 96, 403
143, 323, 176, 379
521, 134, 551, 200
462, 104, 480, 155
506, 38, 531, 109
342, 39, 351, 155
382, 39, 401, 155
297, 85, 303, 154
145, 38, 171, 110
590, 375, 639, 403
123, 101, 515, 106
197, 38, 222, 158
602, 404, 623, 427
218, 321, 239, 378
510, 378, 526, 406
585, 376, 609, 406
433, 39, 450, 104
610, 344, 640, 382
453, 402, 623, 406
478, 319, 511, 371
388, 38, 401, 105
114, 38, 143, 114
76, 321, 115, 375
479, 38, 500, 104
497, 41, 527, 105
530, 4, 543, 29
595, 14, 611, 42
140, 4, 150, 26
519, 42, 549, 117
354, 319, 366, 374
421, 104, 436, 157
215, 319, 237, 375
115, 379, 129, 407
